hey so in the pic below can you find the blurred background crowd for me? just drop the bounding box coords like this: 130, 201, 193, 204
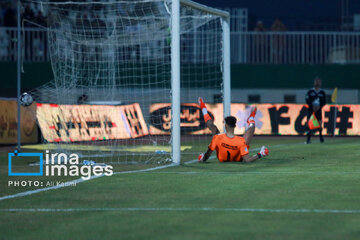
1, 0, 360, 64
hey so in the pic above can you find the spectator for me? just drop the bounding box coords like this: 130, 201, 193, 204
271, 18, 287, 64
78, 94, 89, 104
0, 2, 7, 26
97, 15, 107, 38
253, 20, 267, 63
35, 10, 46, 26
23, 5, 35, 27
271, 18, 287, 32
254, 20, 266, 32
3, 3, 16, 27
0, 29, 9, 58
82, 13, 90, 27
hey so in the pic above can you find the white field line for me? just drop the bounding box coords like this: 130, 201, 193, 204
132, 171, 360, 175
1, 207, 360, 214
0, 164, 177, 202
0, 142, 301, 202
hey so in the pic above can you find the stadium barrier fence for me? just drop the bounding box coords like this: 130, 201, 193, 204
231, 31, 360, 64
2, 27, 360, 64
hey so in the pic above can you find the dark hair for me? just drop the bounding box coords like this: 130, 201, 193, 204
224, 116, 237, 128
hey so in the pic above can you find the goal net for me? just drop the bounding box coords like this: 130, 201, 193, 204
22, 0, 230, 166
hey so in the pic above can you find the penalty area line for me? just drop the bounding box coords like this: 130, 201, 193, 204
1, 207, 360, 214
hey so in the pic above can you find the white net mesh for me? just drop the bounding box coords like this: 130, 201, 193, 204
23, 0, 226, 165
179, 4, 224, 155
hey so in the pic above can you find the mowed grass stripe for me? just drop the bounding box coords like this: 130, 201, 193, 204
1, 207, 360, 214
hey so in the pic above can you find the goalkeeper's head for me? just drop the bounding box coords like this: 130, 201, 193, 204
224, 116, 237, 132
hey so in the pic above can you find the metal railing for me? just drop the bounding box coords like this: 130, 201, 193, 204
2, 27, 360, 64
231, 31, 360, 64
0, 27, 49, 62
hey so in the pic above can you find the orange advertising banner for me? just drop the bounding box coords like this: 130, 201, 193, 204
0, 99, 38, 144
150, 103, 360, 136
36, 103, 148, 142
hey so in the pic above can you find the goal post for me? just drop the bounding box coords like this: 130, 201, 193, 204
222, 17, 231, 118
21, 0, 230, 166
171, 0, 181, 165
172, 0, 231, 164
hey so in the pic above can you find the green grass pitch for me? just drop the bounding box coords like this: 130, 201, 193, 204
1, 136, 360, 239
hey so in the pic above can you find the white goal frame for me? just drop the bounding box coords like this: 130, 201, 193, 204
171, 0, 231, 164
17, 0, 230, 164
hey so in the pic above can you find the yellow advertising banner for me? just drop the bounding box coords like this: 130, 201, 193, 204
36, 103, 148, 142
150, 103, 360, 136
0, 99, 38, 144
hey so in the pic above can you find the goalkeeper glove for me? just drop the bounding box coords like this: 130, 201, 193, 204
198, 153, 204, 162
257, 146, 269, 158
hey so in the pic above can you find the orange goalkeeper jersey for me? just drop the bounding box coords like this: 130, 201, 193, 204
208, 133, 249, 162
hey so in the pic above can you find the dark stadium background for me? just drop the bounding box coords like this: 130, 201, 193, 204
199, 0, 360, 30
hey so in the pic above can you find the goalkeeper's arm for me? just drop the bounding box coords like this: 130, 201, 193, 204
242, 154, 260, 163
242, 146, 269, 163
198, 148, 213, 162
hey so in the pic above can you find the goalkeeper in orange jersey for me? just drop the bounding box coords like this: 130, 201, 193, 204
197, 97, 269, 163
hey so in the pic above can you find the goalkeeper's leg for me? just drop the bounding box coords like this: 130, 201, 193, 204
206, 119, 220, 135
244, 107, 257, 146
198, 97, 219, 135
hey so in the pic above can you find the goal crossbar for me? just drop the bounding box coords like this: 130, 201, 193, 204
180, 0, 229, 19
30, 0, 229, 19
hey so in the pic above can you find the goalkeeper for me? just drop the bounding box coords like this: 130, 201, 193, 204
197, 98, 269, 163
